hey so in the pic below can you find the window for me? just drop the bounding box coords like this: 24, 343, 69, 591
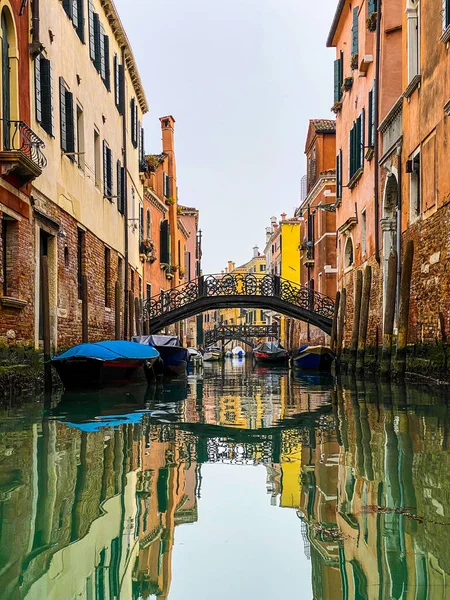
113, 54, 124, 114
408, 149, 420, 220
352, 7, 359, 57
139, 125, 145, 170
336, 149, 343, 199
94, 129, 100, 186
443, 0, 450, 31
349, 110, 365, 179
368, 81, 376, 148
146, 209, 151, 239
1, 216, 18, 296
307, 146, 317, 191
117, 160, 124, 213
406, 0, 419, 83
260, 264, 265, 272
130, 98, 138, 147
99, 23, 110, 90
88, 0, 96, 62
104, 246, 110, 307
361, 210, 367, 255
160, 220, 170, 264
62, 0, 85, 42
60, 78, 75, 158
333, 51, 344, 102
163, 172, 170, 198
146, 283, 152, 301
89, 1, 110, 87
77, 228, 85, 299
103, 140, 112, 198
76, 104, 84, 170
139, 204, 144, 240
35, 55, 54, 136
368, 0, 377, 14
344, 237, 354, 268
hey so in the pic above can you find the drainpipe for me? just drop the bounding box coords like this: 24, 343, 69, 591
30, 0, 43, 56
396, 140, 402, 316
122, 47, 129, 339
374, 0, 382, 264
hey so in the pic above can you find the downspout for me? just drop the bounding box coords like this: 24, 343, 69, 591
30, 0, 43, 56
122, 47, 129, 339
396, 140, 402, 316
374, 0, 382, 264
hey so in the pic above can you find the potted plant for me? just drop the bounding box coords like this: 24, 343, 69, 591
331, 101, 343, 114
367, 11, 377, 32
179, 267, 186, 278
165, 197, 176, 206
350, 53, 359, 70
170, 265, 178, 274
342, 76, 354, 92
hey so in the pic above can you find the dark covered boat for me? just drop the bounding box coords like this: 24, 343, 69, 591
292, 345, 335, 371
134, 335, 189, 376
51, 341, 160, 389
253, 341, 289, 364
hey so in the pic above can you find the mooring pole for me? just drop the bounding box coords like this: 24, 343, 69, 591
349, 270, 363, 371
41, 256, 52, 393
128, 290, 134, 340
381, 250, 398, 376
330, 290, 340, 353
395, 240, 414, 377
81, 274, 88, 343
134, 297, 141, 337
115, 280, 121, 339
336, 288, 347, 359
356, 266, 372, 372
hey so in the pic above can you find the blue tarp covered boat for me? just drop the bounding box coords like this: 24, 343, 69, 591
134, 335, 189, 376
52, 340, 160, 389
292, 345, 334, 371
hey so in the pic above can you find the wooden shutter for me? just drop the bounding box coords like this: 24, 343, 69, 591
339, 149, 342, 197
35, 55, 42, 124
71, 0, 78, 29
352, 7, 359, 55
88, 1, 95, 61
131, 98, 137, 146
104, 35, 110, 90
371, 80, 376, 147
160, 220, 169, 264
65, 90, 75, 155
114, 55, 119, 106
60, 78, 67, 152
368, 0, 376, 14
139, 127, 145, 168
443, 0, 450, 29
62, 0, 73, 19
130, 98, 135, 144
349, 128, 353, 179
336, 152, 340, 198
93, 13, 101, 71
117, 160, 125, 213
368, 89, 373, 147
76, 0, 85, 41
103, 141, 108, 195
118, 64, 125, 114
360, 108, 365, 169
99, 23, 106, 79
139, 205, 144, 240
334, 59, 341, 102
41, 59, 53, 135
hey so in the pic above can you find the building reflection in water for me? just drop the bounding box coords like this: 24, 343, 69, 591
0, 367, 449, 599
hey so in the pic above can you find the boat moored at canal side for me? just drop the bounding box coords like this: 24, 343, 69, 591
291, 345, 334, 372
134, 335, 189, 376
253, 341, 289, 365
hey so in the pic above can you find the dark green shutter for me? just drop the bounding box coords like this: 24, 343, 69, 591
88, 1, 95, 61
445, 0, 450, 29
35, 55, 42, 124
334, 59, 341, 102
99, 22, 105, 78
62, 0, 72, 19
76, 0, 85, 41
104, 36, 110, 90
371, 80, 376, 147
160, 220, 169, 264
352, 7, 359, 56
107, 148, 112, 197
360, 109, 365, 169
41, 59, 53, 135
349, 128, 353, 179
103, 141, 108, 195
368, 0, 376, 14
65, 90, 75, 156
118, 64, 125, 114
336, 153, 340, 198
130, 98, 136, 145
114, 55, 120, 107
139, 127, 145, 168
93, 13, 101, 71
368, 90, 373, 147
60, 78, 67, 152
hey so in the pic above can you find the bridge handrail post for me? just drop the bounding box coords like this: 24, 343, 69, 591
273, 275, 281, 298
198, 275, 205, 298
160, 290, 165, 314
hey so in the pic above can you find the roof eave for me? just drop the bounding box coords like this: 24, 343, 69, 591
326, 0, 346, 48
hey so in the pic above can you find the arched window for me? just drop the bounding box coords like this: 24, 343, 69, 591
344, 237, 354, 268
2, 11, 10, 148
146, 209, 151, 240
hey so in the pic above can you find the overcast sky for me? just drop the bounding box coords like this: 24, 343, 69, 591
114, 0, 336, 273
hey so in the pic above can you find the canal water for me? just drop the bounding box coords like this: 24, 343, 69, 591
0, 360, 449, 599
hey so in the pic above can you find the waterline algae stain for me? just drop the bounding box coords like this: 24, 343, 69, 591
0, 361, 449, 599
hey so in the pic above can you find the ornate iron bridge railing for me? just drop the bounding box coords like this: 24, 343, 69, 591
205, 323, 279, 348
143, 273, 335, 334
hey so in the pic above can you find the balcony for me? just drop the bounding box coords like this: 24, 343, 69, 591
0, 120, 47, 185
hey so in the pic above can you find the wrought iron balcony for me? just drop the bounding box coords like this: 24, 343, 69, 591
0, 120, 47, 184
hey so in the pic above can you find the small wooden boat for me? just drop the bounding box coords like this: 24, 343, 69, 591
253, 341, 289, 364
134, 335, 189, 376
203, 347, 222, 362
292, 345, 334, 371
187, 347, 203, 370
52, 341, 160, 389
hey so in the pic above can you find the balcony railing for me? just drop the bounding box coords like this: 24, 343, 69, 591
4, 120, 47, 169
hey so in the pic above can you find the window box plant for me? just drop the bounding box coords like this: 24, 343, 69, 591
350, 53, 359, 70
367, 12, 377, 32
342, 76, 354, 92
331, 101, 343, 114
165, 197, 176, 206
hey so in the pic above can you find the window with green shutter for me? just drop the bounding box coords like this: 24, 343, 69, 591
139, 125, 145, 171
336, 149, 342, 199
88, 0, 95, 61
160, 220, 170, 265
352, 7, 359, 56
99, 22, 106, 80
443, 0, 450, 30
163, 172, 170, 198
93, 13, 101, 72
103, 36, 110, 91
368, 0, 377, 14
130, 98, 138, 147
76, 0, 84, 41
35, 55, 42, 125
333, 51, 344, 102
41, 59, 54, 136
60, 78, 75, 157
349, 112, 364, 179
103, 141, 113, 198
368, 81, 375, 147
116, 160, 125, 214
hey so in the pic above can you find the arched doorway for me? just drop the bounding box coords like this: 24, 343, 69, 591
381, 174, 398, 310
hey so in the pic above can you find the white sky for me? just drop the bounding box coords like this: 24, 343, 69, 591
114, 0, 337, 273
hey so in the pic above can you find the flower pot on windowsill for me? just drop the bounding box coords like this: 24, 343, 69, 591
331, 101, 343, 114
367, 12, 377, 32
342, 77, 354, 92
165, 197, 176, 206
350, 53, 359, 70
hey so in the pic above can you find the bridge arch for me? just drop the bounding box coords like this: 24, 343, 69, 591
143, 273, 335, 335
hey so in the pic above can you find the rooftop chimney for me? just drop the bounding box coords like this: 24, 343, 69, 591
228, 260, 235, 273
253, 246, 259, 258
281, 212, 287, 221
160, 115, 176, 153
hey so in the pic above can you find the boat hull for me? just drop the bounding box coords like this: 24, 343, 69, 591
292, 346, 334, 371
203, 352, 222, 362
152, 345, 189, 376
253, 351, 288, 364
52, 357, 158, 389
